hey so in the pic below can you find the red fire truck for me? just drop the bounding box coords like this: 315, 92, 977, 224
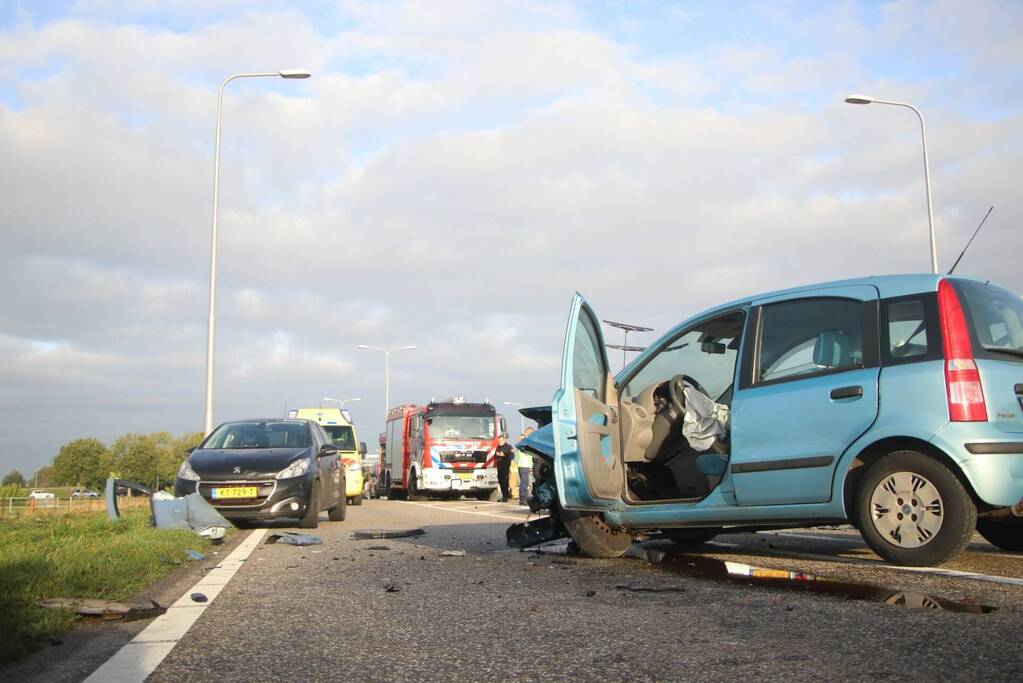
378, 398, 505, 500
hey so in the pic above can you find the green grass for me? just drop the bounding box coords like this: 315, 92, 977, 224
0, 511, 211, 663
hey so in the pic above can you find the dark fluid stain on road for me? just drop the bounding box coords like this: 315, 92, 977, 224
637, 550, 995, 614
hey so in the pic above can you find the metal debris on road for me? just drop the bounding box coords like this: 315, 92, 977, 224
40, 598, 167, 621
366, 545, 391, 550
352, 528, 426, 540
266, 532, 323, 546
439, 550, 466, 557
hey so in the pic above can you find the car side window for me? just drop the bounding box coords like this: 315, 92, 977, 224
881, 294, 942, 365
573, 307, 607, 401
757, 298, 864, 384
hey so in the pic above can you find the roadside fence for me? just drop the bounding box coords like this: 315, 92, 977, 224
0, 495, 150, 520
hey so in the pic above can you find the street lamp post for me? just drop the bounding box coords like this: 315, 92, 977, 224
356, 345, 417, 418
844, 94, 938, 274
203, 69, 311, 435
503, 401, 525, 436
324, 397, 362, 409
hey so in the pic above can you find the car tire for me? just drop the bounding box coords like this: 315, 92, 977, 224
976, 517, 1023, 551
299, 480, 321, 529
560, 509, 632, 559
329, 482, 347, 522
662, 528, 720, 547
349, 494, 363, 506
407, 470, 427, 501
474, 489, 500, 502
854, 450, 975, 566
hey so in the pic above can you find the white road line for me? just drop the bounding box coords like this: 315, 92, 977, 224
84, 528, 267, 683
400, 500, 535, 522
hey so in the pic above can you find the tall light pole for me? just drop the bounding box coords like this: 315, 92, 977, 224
844, 94, 938, 274
203, 69, 311, 435
503, 401, 525, 435
356, 345, 416, 418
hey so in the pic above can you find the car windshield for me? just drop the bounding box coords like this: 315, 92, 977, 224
203, 421, 309, 449
427, 415, 495, 440
324, 425, 356, 450
955, 279, 1023, 359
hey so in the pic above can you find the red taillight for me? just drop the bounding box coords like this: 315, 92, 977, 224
938, 279, 987, 422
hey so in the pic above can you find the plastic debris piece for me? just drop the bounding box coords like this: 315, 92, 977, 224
585, 591, 597, 597
185, 550, 206, 562
40, 598, 166, 621
615, 584, 687, 593
384, 584, 400, 593
190, 593, 208, 603
439, 550, 466, 557
366, 545, 391, 550
352, 529, 426, 540
266, 532, 323, 546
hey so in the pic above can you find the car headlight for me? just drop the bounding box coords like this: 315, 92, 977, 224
347, 462, 362, 472
276, 458, 311, 480
177, 460, 201, 482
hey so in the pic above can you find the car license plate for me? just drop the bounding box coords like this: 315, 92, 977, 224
212, 486, 257, 499
456, 472, 473, 481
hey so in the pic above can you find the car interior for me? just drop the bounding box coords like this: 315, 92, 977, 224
616, 311, 745, 502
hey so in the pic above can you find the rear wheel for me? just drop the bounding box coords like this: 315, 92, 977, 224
349, 494, 364, 506
854, 451, 975, 566
976, 517, 1023, 551
329, 478, 347, 522
662, 528, 720, 548
561, 510, 632, 559
299, 480, 321, 529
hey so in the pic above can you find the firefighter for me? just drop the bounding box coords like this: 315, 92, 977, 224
495, 434, 515, 502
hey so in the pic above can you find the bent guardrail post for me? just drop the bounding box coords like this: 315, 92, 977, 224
105, 478, 155, 525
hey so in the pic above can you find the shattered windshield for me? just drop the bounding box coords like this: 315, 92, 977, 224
427, 415, 495, 440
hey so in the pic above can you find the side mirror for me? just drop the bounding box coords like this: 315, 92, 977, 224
319, 443, 339, 457
359, 442, 367, 456
185, 446, 197, 454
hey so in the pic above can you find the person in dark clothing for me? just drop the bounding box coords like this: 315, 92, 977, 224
495, 434, 515, 502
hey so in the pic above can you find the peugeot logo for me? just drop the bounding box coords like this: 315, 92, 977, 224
232, 466, 241, 474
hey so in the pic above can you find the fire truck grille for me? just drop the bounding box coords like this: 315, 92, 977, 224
441, 450, 488, 464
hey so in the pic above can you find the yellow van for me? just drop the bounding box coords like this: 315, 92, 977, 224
290, 407, 367, 505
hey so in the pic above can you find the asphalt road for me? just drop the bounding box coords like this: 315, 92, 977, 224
14, 498, 1023, 681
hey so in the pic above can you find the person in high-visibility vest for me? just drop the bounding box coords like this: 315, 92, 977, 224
515, 428, 535, 505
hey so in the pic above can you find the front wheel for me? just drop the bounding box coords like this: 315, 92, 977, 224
561, 510, 632, 559
299, 480, 321, 529
854, 451, 975, 566
407, 470, 427, 501
329, 478, 348, 521
976, 517, 1023, 551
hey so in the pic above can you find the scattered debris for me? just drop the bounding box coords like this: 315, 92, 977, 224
184, 550, 206, 562
550, 558, 577, 566
367, 545, 391, 551
384, 583, 400, 593
353, 529, 426, 540
190, 593, 208, 603
48, 638, 62, 646
40, 598, 167, 621
105, 478, 231, 541
159, 557, 182, 566
439, 550, 466, 557
585, 590, 597, 597
266, 532, 323, 546
615, 585, 687, 593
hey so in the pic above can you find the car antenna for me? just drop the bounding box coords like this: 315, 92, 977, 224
948, 206, 993, 274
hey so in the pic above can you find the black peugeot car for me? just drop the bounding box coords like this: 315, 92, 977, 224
174, 419, 346, 528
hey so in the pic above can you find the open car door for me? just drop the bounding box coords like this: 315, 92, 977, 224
552, 293, 624, 511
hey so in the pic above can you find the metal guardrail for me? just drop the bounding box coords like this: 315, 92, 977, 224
0, 495, 148, 519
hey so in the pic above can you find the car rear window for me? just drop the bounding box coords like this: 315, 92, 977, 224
203, 421, 309, 449
953, 279, 1023, 362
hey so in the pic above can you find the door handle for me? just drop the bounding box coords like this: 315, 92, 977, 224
830, 386, 863, 400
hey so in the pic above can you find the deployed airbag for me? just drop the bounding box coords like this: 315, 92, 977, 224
681, 385, 729, 451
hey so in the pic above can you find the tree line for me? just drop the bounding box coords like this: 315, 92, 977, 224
2, 432, 204, 492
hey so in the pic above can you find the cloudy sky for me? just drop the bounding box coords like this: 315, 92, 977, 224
1, 0, 1021, 477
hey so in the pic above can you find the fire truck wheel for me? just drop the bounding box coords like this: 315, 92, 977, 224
407, 470, 427, 501
474, 489, 500, 502
560, 510, 631, 558
299, 480, 321, 529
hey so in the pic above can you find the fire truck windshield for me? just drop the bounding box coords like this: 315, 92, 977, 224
427, 415, 495, 440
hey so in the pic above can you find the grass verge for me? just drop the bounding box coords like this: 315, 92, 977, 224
0, 510, 211, 663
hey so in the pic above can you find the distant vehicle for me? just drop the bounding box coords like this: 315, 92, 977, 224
289, 407, 367, 505
378, 398, 505, 500
515, 275, 1023, 567
361, 452, 380, 498
28, 489, 55, 500
70, 488, 99, 498
174, 419, 347, 529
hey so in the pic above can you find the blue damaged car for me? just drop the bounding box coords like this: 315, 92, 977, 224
510, 274, 1023, 566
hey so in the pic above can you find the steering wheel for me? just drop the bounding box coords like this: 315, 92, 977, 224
667, 374, 710, 415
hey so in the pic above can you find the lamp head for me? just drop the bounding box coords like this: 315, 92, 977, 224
279, 69, 311, 79
844, 94, 874, 105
